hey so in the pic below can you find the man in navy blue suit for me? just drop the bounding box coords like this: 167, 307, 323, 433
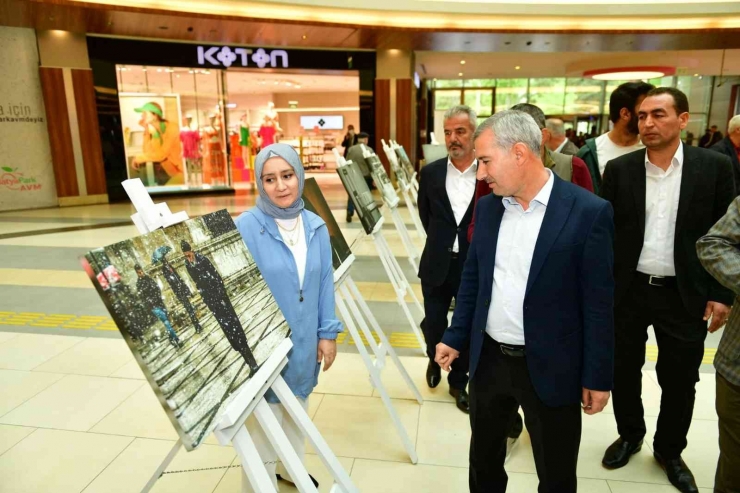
436, 110, 615, 493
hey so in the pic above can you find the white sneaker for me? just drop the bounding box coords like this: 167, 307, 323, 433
505, 436, 519, 463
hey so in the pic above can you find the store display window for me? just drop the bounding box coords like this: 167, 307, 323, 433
116, 65, 229, 192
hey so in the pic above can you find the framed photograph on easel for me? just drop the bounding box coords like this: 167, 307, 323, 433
81, 209, 290, 451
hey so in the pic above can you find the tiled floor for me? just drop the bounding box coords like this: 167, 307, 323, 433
0, 176, 723, 492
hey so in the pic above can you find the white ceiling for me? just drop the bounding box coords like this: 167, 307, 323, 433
417, 49, 740, 79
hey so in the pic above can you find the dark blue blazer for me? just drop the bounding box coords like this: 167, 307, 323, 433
442, 174, 615, 407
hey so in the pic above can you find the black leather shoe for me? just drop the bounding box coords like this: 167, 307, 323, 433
277, 473, 319, 488
602, 437, 643, 469
654, 452, 699, 493
426, 361, 441, 388
449, 387, 470, 414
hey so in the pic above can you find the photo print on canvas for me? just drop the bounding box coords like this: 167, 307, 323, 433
81, 209, 290, 450
337, 160, 383, 235
302, 177, 352, 270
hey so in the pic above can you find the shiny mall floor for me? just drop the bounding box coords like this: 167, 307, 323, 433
0, 174, 722, 492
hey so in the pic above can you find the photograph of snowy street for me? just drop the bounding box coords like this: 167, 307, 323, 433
81, 209, 290, 450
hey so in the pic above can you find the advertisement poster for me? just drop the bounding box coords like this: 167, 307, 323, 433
82, 210, 290, 450
0, 27, 57, 211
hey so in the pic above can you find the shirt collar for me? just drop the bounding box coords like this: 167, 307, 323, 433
645, 142, 684, 171
554, 139, 568, 153
447, 157, 477, 176
502, 169, 555, 210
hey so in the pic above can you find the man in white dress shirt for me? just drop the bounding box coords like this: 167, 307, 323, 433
436, 110, 615, 492
600, 87, 736, 493
418, 105, 478, 413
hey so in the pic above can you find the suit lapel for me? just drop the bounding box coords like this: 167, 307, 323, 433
436, 162, 456, 224
632, 151, 647, 237
526, 177, 574, 297
676, 145, 698, 234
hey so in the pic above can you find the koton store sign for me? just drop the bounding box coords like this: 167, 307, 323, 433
197, 46, 289, 69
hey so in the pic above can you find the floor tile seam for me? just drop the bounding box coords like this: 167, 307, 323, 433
27, 336, 90, 372
0, 372, 65, 420
0, 426, 40, 460
350, 455, 445, 467
80, 380, 148, 433
309, 393, 325, 421
79, 435, 137, 493
0, 332, 19, 345
0, 422, 180, 443
106, 358, 138, 379
25, 367, 138, 380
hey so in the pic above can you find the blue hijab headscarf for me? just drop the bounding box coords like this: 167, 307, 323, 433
254, 143, 305, 220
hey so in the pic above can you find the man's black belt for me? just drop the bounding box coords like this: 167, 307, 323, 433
492, 338, 526, 357
636, 272, 677, 288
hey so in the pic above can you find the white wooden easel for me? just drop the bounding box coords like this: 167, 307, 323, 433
381, 140, 425, 241
332, 255, 422, 464
334, 153, 425, 353
389, 140, 420, 195
122, 179, 357, 493
350, 146, 421, 272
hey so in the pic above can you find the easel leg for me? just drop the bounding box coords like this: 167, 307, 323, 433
140, 439, 182, 493
389, 207, 419, 272
372, 232, 426, 353
344, 277, 424, 405
254, 399, 317, 493
232, 426, 279, 493
271, 377, 359, 493
335, 290, 419, 464
377, 232, 424, 318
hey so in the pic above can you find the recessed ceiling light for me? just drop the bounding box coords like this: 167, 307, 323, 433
458, 72, 463, 77
157, 69, 162, 72
584, 66, 675, 80
515, 66, 521, 70
694, 73, 699, 76
295, 85, 301, 89
460, 60, 466, 65
142, 68, 147, 72
302, 35, 307, 40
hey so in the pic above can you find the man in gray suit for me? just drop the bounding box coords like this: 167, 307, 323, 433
546, 118, 580, 156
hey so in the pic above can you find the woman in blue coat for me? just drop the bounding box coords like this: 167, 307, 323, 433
235, 143, 342, 489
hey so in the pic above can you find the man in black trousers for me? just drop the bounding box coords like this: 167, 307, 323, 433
418, 105, 478, 413
600, 87, 736, 493
180, 241, 259, 373
436, 110, 615, 493
160, 255, 203, 334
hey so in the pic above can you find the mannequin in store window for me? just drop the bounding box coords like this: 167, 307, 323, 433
180, 116, 202, 187
258, 113, 281, 148
132, 102, 184, 186
240, 113, 252, 180
202, 114, 225, 185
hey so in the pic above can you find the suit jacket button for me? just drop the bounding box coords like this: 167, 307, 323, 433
485, 299, 490, 306
456, 227, 460, 232
447, 247, 452, 252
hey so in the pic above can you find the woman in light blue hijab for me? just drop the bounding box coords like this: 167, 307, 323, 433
235, 143, 342, 490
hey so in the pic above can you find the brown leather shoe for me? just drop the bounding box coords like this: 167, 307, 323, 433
449, 387, 469, 414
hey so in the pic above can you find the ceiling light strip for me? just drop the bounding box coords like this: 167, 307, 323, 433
70, 0, 740, 31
